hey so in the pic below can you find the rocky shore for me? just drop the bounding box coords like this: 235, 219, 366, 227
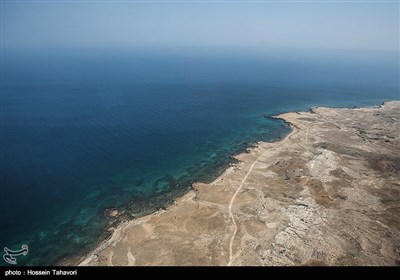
79, 101, 400, 266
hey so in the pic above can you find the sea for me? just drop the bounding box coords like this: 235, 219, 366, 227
1, 48, 398, 265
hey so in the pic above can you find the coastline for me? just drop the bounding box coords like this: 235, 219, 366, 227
78, 101, 400, 266
77, 113, 298, 266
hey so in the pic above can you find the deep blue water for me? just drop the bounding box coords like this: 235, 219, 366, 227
1, 50, 399, 265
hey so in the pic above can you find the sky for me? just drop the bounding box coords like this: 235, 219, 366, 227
2, 0, 399, 54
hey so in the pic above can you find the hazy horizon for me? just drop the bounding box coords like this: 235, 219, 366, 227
3, 1, 399, 54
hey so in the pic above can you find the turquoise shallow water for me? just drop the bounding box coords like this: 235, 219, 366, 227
1, 51, 398, 265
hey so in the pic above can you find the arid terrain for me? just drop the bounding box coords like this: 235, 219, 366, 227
80, 101, 400, 266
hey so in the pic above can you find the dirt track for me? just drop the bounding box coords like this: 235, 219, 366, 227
80, 101, 400, 266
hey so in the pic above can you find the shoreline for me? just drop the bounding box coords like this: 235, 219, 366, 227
77, 111, 298, 266
78, 100, 400, 266
78, 122, 297, 266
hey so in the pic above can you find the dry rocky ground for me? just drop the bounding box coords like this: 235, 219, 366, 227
80, 101, 400, 266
